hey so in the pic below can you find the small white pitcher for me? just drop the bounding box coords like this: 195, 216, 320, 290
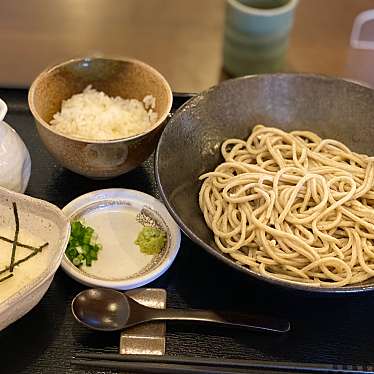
0, 98, 31, 193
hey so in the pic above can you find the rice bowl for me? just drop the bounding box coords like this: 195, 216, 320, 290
28, 57, 173, 178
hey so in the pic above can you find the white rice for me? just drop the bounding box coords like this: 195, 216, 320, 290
50, 85, 158, 140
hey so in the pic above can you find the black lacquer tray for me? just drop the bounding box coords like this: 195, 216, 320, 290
0, 88, 373, 374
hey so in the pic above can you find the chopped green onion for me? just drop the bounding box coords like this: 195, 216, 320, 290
65, 221, 102, 268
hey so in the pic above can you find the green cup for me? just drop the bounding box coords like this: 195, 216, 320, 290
223, 0, 299, 76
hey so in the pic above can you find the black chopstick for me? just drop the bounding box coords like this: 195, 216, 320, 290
73, 353, 374, 374
72, 359, 249, 374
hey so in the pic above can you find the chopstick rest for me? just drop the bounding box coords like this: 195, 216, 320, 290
121, 288, 167, 355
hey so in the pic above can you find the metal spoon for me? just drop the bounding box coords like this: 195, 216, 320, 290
71, 288, 290, 333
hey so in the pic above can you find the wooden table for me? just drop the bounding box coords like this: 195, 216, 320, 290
1, 0, 374, 92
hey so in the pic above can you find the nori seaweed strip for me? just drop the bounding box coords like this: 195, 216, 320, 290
0, 273, 13, 283
9, 248, 40, 268
0, 242, 48, 276
9, 202, 20, 272
36, 242, 49, 251
0, 235, 47, 251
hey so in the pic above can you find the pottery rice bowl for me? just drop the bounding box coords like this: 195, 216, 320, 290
28, 57, 173, 178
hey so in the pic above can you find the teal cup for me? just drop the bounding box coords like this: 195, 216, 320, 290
223, 0, 299, 76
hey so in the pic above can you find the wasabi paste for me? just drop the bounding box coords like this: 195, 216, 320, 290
135, 226, 166, 255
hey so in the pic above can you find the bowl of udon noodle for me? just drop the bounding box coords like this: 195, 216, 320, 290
156, 73, 374, 293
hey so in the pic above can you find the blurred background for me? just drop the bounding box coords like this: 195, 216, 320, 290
1, 0, 374, 92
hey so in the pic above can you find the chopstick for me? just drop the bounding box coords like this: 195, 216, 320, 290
72, 353, 374, 373
72, 359, 249, 374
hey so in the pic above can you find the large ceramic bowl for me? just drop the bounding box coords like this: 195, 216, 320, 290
156, 73, 374, 294
0, 186, 70, 331
28, 57, 172, 179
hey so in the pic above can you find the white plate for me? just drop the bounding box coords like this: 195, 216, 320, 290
61, 189, 181, 289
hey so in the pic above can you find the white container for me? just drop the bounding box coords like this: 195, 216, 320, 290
0, 98, 31, 193
0, 186, 70, 331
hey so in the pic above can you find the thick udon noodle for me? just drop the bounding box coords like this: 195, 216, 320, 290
199, 125, 374, 287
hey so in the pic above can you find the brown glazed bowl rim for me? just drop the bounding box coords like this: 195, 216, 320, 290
155, 72, 374, 295
28, 57, 173, 144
